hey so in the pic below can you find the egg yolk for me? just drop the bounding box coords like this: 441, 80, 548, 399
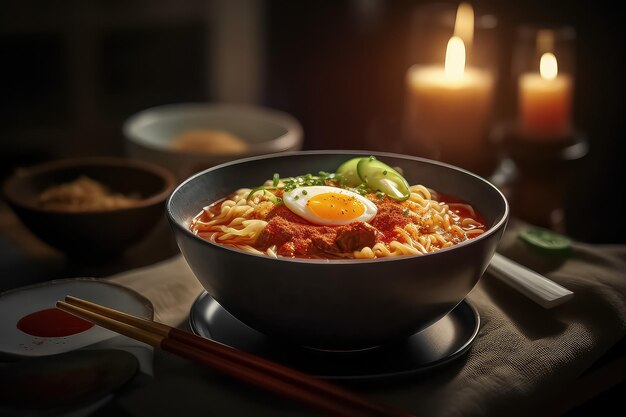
306, 192, 365, 221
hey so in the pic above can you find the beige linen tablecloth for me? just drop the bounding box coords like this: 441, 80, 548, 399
108, 220, 626, 417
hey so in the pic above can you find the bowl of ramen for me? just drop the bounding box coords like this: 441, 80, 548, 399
167, 151, 509, 349
3, 157, 176, 258
123, 103, 303, 180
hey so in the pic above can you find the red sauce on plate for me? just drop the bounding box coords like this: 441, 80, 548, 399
17, 308, 94, 337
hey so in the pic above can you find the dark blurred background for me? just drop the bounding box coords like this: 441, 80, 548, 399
1, 0, 624, 243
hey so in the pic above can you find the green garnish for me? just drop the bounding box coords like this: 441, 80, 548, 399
282, 172, 330, 192
247, 186, 271, 200
246, 170, 339, 203
335, 158, 363, 187
246, 156, 412, 204
247, 187, 282, 204
335, 156, 411, 200
356, 156, 410, 201
354, 183, 369, 196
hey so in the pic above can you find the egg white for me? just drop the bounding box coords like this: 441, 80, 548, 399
283, 186, 377, 226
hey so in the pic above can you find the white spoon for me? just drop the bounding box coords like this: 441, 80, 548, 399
488, 252, 574, 309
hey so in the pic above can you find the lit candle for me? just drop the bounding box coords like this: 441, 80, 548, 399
454, 2, 474, 51
404, 36, 494, 157
518, 52, 573, 140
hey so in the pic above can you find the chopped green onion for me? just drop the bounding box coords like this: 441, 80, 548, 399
354, 183, 368, 196
272, 173, 280, 187
247, 186, 267, 200
247, 186, 281, 204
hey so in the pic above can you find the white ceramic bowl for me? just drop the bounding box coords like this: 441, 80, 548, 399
123, 103, 303, 180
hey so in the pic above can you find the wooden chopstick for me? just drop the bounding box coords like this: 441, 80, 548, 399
57, 297, 414, 417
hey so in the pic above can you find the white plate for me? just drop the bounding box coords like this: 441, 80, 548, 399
0, 278, 153, 358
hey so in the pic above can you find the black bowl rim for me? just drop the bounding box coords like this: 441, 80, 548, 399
167, 150, 509, 265
3, 157, 176, 214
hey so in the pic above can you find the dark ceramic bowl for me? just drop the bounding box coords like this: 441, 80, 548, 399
167, 151, 508, 349
3, 157, 175, 258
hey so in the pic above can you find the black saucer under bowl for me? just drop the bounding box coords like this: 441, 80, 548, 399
189, 292, 479, 381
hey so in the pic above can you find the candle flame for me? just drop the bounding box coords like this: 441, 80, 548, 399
454, 2, 474, 48
540, 52, 558, 80
445, 36, 466, 80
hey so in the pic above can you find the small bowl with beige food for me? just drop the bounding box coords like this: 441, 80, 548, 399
123, 103, 304, 181
2, 157, 175, 258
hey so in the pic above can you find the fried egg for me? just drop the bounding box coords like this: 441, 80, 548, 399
283, 186, 377, 226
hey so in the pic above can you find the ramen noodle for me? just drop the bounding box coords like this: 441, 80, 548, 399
38, 176, 140, 211
190, 168, 487, 259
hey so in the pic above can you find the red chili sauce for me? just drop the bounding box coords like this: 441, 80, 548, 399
17, 308, 94, 337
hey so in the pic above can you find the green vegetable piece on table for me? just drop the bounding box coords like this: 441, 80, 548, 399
519, 228, 572, 253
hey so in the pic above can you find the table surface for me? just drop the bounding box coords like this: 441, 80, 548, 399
1, 200, 624, 417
